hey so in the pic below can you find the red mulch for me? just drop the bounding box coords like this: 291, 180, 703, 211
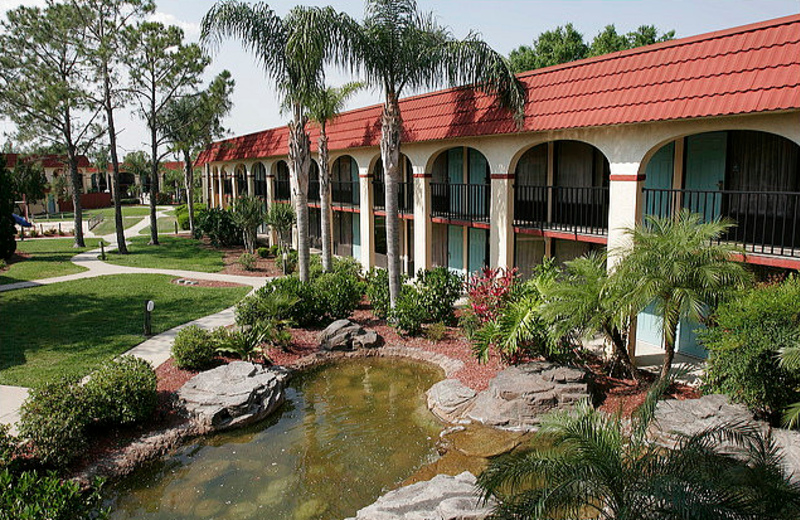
208, 238, 283, 277
169, 277, 247, 289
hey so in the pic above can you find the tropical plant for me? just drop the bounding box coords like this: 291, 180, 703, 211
781, 341, 800, 429
541, 251, 637, 379
83, 356, 157, 427
123, 21, 209, 246
389, 286, 427, 336
465, 266, 519, 324
231, 195, 266, 253
306, 81, 362, 272
0, 469, 110, 520
195, 207, 242, 247
615, 210, 751, 382
322, 0, 525, 308
264, 202, 296, 273
212, 322, 284, 361
414, 266, 463, 324
477, 381, 800, 520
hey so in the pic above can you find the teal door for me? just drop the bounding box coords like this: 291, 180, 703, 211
637, 301, 663, 347
352, 213, 361, 260
677, 318, 708, 359
350, 158, 360, 205
644, 142, 674, 217
447, 225, 464, 275
47, 194, 56, 214
468, 228, 488, 275
468, 149, 487, 217
684, 132, 727, 221
448, 149, 463, 214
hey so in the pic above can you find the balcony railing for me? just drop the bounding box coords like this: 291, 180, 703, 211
431, 182, 489, 223
332, 180, 359, 207
373, 180, 414, 213
514, 185, 609, 235
644, 188, 800, 258
307, 180, 320, 202
275, 179, 290, 202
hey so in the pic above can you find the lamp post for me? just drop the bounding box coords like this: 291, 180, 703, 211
144, 300, 155, 336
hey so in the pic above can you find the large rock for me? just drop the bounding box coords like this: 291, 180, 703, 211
653, 394, 800, 482
427, 379, 477, 423
466, 361, 590, 431
318, 319, 382, 351
177, 361, 288, 430
345, 472, 493, 520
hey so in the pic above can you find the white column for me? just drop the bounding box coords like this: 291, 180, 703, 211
490, 174, 514, 269
216, 168, 224, 208
359, 166, 374, 269
606, 162, 644, 269
265, 172, 277, 245
413, 165, 432, 272
246, 164, 255, 196
231, 167, 239, 199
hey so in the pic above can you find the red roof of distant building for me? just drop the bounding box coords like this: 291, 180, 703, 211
197, 14, 800, 166
162, 161, 184, 171
3, 153, 91, 169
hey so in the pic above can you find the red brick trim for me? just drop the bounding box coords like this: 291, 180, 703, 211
432, 217, 490, 230
413, 173, 432, 178
374, 210, 414, 220
490, 173, 515, 180
332, 205, 360, 214
609, 174, 646, 182
513, 227, 609, 245
731, 253, 800, 270
358, 174, 372, 179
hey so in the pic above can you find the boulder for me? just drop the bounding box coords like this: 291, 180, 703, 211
466, 361, 590, 431
318, 319, 382, 351
427, 379, 477, 423
345, 472, 493, 520
177, 361, 288, 430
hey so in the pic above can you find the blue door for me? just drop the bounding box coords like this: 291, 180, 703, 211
684, 132, 726, 221
637, 301, 663, 347
468, 149, 488, 218
677, 318, 708, 359
47, 194, 56, 214
468, 228, 488, 275
448, 149, 463, 214
352, 213, 361, 260
644, 142, 674, 217
447, 225, 464, 275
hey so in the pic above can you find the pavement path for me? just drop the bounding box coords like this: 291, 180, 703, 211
1, 210, 270, 434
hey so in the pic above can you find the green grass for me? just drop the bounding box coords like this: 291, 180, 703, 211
138, 215, 178, 236
90, 206, 152, 236
0, 274, 250, 388
0, 238, 106, 285
104, 235, 225, 273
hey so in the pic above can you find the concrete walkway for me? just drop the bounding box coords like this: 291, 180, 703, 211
1, 211, 270, 434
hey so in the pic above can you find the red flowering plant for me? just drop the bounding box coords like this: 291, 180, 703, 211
465, 266, 520, 324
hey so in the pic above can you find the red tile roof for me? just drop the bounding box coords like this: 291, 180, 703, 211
3, 153, 91, 169
197, 13, 800, 166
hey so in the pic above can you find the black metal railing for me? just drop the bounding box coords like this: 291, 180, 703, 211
332, 180, 359, 206
644, 188, 800, 258
514, 185, 609, 235
274, 179, 290, 201
431, 182, 489, 223
307, 180, 320, 202
373, 180, 414, 213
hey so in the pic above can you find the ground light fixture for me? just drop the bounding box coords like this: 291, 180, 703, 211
144, 299, 155, 336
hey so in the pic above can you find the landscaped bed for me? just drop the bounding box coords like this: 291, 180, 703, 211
0, 273, 250, 388
0, 237, 106, 285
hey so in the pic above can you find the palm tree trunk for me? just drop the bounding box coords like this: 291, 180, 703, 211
660, 307, 678, 382
318, 128, 332, 272
288, 103, 311, 283
609, 326, 638, 381
104, 68, 127, 255
183, 148, 195, 234
381, 94, 403, 307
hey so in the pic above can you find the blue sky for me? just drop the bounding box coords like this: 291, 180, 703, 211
1, 0, 798, 156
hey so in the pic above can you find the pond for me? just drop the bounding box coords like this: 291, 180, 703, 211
106, 358, 444, 520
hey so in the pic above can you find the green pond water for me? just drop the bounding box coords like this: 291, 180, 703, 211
106, 359, 444, 520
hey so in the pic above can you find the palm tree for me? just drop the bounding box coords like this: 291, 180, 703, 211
231, 195, 266, 254
541, 251, 638, 379
264, 202, 295, 274
615, 210, 750, 382
306, 82, 362, 272
478, 381, 800, 520
780, 343, 800, 428
326, 0, 525, 307
201, 1, 336, 282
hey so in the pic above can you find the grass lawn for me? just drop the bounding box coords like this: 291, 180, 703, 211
0, 238, 106, 285
104, 235, 225, 273
89, 206, 152, 236
0, 273, 250, 388
138, 215, 178, 236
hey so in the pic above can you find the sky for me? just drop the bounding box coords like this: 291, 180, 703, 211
0, 0, 798, 159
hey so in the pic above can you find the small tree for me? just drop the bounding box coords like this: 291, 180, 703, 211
264, 203, 295, 274
231, 195, 266, 254
615, 210, 750, 382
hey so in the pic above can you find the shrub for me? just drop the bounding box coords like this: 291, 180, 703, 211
175, 203, 206, 230
120, 197, 140, 205
83, 356, 157, 426
701, 276, 800, 420
424, 322, 448, 342
268, 276, 321, 327
332, 256, 362, 278
0, 424, 16, 470
238, 252, 257, 271
466, 267, 519, 324
415, 267, 463, 324
195, 207, 242, 247
172, 325, 216, 369
0, 469, 109, 520
18, 380, 87, 468
257, 246, 270, 258
389, 286, 427, 336
366, 268, 396, 319
235, 288, 298, 328
315, 271, 365, 321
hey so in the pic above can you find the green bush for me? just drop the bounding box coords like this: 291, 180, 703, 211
120, 198, 139, 205
269, 276, 321, 327
389, 286, 427, 336
172, 325, 216, 369
315, 271, 365, 321
701, 276, 800, 420
415, 267, 463, 324
0, 424, 16, 471
18, 380, 87, 468
257, 247, 270, 258
175, 203, 206, 230
366, 268, 396, 319
0, 469, 109, 520
235, 288, 298, 328
195, 207, 242, 247
424, 322, 448, 342
83, 356, 157, 427
332, 256, 363, 278
238, 252, 257, 271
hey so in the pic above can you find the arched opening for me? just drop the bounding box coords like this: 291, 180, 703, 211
371, 156, 413, 213
234, 165, 246, 196
330, 156, 361, 259
253, 162, 267, 198
273, 160, 290, 202
370, 155, 414, 274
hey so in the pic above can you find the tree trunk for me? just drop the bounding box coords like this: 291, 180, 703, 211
318, 128, 332, 272
288, 103, 311, 283
104, 69, 127, 254
67, 146, 85, 248
380, 94, 403, 307
609, 326, 638, 381
148, 106, 160, 246
660, 305, 678, 382
183, 148, 195, 234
